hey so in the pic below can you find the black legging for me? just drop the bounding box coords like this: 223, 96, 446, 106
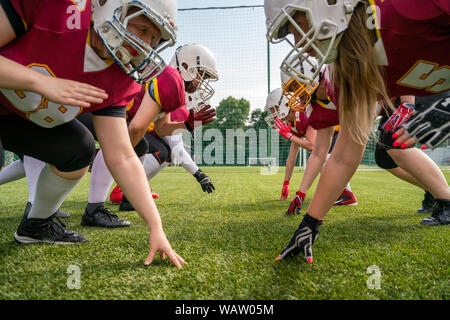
0, 114, 95, 172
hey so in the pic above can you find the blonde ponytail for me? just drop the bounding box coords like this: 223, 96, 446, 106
332, 1, 392, 145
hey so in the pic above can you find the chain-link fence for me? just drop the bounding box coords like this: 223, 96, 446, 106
1, 5, 448, 169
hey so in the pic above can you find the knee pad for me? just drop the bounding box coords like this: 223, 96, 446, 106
56, 132, 96, 172
134, 138, 149, 158
150, 142, 171, 164
375, 145, 398, 169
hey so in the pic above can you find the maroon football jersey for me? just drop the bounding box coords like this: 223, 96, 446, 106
170, 105, 189, 122
327, 0, 449, 110
374, 0, 449, 97
0, 0, 141, 127
290, 111, 311, 138
126, 66, 185, 122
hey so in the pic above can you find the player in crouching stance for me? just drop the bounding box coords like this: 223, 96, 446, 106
118, 44, 219, 210
265, 0, 450, 264
88, 43, 217, 213
273, 69, 357, 215
0, 0, 185, 267
264, 87, 317, 202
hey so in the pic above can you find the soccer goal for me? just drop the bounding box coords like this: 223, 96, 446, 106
247, 157, 277, 167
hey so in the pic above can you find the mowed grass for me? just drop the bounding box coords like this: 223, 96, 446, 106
0, 167, 448, 300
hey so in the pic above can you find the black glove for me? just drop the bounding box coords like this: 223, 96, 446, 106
404, 96, 450, 149
276, 213, 322, 263
193, 169, 215, 193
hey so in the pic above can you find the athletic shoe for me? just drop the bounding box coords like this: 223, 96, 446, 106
24, 202, 70, 218
81, 206, 131, 228
110, 185, 159, 205
14, 204, 87, 244
334, 188, 358, 206
55, 209, 70, 218
417, 191, 435, 214
420, 198, 450, 226
119, 195, 135, 211
109, 185, 123, 204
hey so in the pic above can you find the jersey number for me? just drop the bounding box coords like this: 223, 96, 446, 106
397, 60, 450, 93
0, 64, 82, 128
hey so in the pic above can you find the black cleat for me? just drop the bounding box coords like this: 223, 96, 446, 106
14, 204, 87, 244
421, 199, 450, 226
119, 195, 135, 212
55, 209, 70, 218
417, 191, 435, 214
81, 205, 131, 228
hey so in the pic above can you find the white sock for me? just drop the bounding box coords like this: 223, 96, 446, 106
346, 183, 352, 191
88, 149, 114, 204
23, 156, 46, 203
28, 165, 80, 219
143, 154, 161, 181
0, 159, 25, 185
148, 162, 169, 181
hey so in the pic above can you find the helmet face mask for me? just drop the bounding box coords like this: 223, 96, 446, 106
92, 0, 178, 84
268, 5, 337, 86
265, 0, 360, 85
281, 67, 318, 112
282, 77, 318, 112
186, 91, 212, 113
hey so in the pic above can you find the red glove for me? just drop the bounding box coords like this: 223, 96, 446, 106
185, 105, 216, 129
285, 191, 306, 215
280, 180, 290, 200
273, 118, 293, 140
382, 102, 414, 133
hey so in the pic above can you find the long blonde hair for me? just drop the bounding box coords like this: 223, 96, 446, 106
331, 1, 392, 145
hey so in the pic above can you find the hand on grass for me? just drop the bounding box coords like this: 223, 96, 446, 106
144, 231, 187, 268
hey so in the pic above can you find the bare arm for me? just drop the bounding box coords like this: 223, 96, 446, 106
93, 115, 185, 268
154, 116, 186, 137
289, 125, 317, 152
284, 142, 300, 182
306, 125, 365, 220
128, 90, 162, 147
298, 127, 333, 194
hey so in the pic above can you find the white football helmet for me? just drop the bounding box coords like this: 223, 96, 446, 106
169, 43, 219, 103
264, 88, 291, 127
92, 0, 178, 84
265, 0, 361, 85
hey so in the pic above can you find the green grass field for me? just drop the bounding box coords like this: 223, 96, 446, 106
0, 167, 449, 300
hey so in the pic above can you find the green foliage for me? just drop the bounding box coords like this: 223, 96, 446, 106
0, 168, 448, 299
215, 96, 250, 130
248, 108, 270, 130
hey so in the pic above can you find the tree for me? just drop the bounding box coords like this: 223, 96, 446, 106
215, 96, 250, 130
248, 108, 270, 130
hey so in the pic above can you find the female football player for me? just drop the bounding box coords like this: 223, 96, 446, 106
265, 0, 450, 263
375, 93, 450, 216
87, 43, 217, 213
0, 0, 185, 268
263, 87, 317, 201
